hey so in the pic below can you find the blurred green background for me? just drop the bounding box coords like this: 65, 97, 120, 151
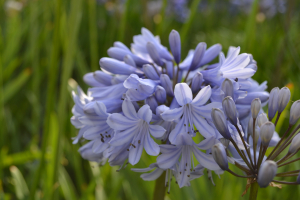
1, 0, 300, 199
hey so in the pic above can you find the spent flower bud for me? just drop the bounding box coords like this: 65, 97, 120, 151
211, 108, 231, 139
212, 143, 229, 170
289, 100, 300, 125
169, 30, 181, 64
257, 160, 277, 188
260, 122, 275, 147
222, 96, 238, 125
288, 133, 300, 154
278, 87, 291, 113
251, 98, 261, 119
268, 87, 279, 120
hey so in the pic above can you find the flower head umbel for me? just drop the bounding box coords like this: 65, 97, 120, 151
70, 27, 299, 196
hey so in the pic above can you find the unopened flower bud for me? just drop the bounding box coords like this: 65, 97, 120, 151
247, 118, 254, 137
143, 64, 160, 80
189, 42, 207, 71
124, 55, 136, 67
147, 42, 163, 66
257, 113, 268, 127
145, 96, 158, 113
212, 143, 229, 170
268, 87, 279, 120
248, 118, 260, 144
155, 86, 166, 103
278, 87, 291, 113
169, 30, 181, 64
222, 96, 238, 125
160, 74, 174, 97
260, 122, 275, 147
221, 78, 234, 99
191, 72, 203, 94
100, 57, 143, 76
211, 108, 231, 139
288, 133, 300, 154
251, 98, 261, 119
257, 160, 277, 188
289, 100, 300, 125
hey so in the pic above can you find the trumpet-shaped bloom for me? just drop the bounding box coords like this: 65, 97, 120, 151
157, 133, 220, 187
161, 83, 221, 143
107, 99, 166, 165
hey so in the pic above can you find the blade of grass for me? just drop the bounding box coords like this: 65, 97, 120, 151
54, 0, 83, 198
58, 166, 78, 200
155, 0, 167, 36
29, 0, 41, 140
45, 112, 59, 197
29, 0, 61, 198
2, 68, 31, 105
88, 0, 99, 71
118, 0, 131, 41
243, 0, 259, 50
3, 58, 21, 82
10, 166, 29, 200
180, 0, 202, 44
0, 26, 4, 180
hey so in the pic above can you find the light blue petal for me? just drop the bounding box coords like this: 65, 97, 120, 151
92, 138, 110, 154
191, 113, 215, 138
149, 124, 166, 138
122, 99, 138, 120
138, 105, 152, 123
161, 107, 183, 121
192, 102, 222, 119
195, 137, 216, 150
191, 85, 212, 107
174, 83, 193, 106
192, 147, 221, 171
157, 147, 182, 169
128, 137, 144, 165
144, 132, 160, 156
140, 168, 164, 181
109, 126, 138, 146
169, 118, 185, 144
107, 113, 138, 130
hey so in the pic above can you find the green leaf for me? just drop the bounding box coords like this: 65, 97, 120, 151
9, 166, 29, 200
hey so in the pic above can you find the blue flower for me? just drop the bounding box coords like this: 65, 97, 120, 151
107, 99, 166, 165
202, 46, 256, 86
161, 83, 221, 143
156, 133, 220, 188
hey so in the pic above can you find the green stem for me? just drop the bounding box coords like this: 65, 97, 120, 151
249, 182, 259, 200
152, 172, 166, 200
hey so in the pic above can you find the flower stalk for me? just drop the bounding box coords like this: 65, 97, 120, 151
249, 182, 259, 200
153, 172, 167, 200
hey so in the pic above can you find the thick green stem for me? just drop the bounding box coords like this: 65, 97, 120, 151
249, 182, 259, 200
152, 172, 166, 200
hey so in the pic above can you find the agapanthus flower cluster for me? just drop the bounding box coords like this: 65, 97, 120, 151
70, 27, 300, 194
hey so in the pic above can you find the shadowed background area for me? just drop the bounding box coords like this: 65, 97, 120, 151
1, 0, 300, 199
